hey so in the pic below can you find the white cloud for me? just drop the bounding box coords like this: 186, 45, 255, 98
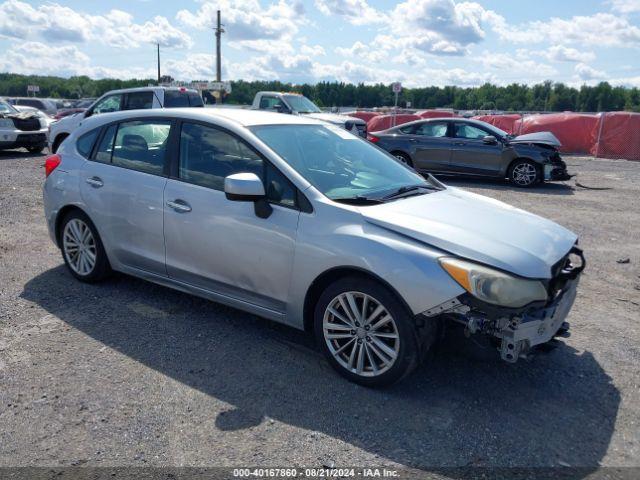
0, 0, 192, 48
314, 0, 383, 25
335, 41, 388, 63
575, 63, 607, 81
177, 0, 304, 41
544, 45, 596, 63
300, 44, 326, 56
491, 13, 640, 47
609, 0, 640, 14
477, 51, 557, 80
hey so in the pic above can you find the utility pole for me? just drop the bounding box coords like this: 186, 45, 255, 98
215, 10, 224, 82
157, 43, 161, 85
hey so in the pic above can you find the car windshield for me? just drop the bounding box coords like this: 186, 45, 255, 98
0, 100, 17, 114
251, 124, 432, 201
283, 95, 321, 113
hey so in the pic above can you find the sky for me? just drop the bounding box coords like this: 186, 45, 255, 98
0, 0, 639, 88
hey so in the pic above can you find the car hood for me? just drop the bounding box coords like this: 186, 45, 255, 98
302, 112, 366, 125
510, 131, 562, 147
360, 187, 577, 279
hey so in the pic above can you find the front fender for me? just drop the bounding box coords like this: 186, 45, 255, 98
286, 205, 465, 329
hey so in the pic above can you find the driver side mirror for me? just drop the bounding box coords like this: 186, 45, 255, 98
224, 173, 272, 219
482, 135, 498, 145
274, 103, 290, 114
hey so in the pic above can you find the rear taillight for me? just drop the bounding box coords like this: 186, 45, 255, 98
367, 134, 380, 143
45, 154, 61, 177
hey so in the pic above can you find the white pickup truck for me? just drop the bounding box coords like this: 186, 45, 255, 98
251, 91, 367, 138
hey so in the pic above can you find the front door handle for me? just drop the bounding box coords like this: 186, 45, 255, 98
453, 142, 466, 146
166, 199, 192, 213
85, 176, 103, 188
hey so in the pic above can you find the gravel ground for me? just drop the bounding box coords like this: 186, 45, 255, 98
0, 150, 639, 476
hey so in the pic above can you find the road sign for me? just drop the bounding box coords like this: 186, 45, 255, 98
27, 85, 39, 93
392, 82, 402, 93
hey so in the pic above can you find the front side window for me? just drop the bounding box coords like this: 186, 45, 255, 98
415, 122, 449, 138
93, 95, 123, 115
124, 92, 154, 110
111, 121, 171, 175
259, 96, 280, 110
251, 124, 427, 201
454, 123, 488, 140
179, 122, 296, 207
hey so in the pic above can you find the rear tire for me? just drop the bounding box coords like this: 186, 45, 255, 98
391, 151, 413, 167
59, 210, 111, 283
314, 275, 429, 387
508, 159, 540, 187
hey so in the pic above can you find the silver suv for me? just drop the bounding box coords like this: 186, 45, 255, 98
43, 108, 584, 386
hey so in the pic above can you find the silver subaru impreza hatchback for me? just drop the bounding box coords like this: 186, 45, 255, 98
43, 108, 584, 386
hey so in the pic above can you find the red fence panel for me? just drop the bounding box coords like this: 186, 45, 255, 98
367, 114, 421, 132
591, 112, 640, 161
342, 111, 380, 123
472, 114, 521, 135
416, 110, 458, 119
515, 113, 600, 154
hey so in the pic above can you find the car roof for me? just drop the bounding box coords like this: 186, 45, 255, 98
100, 86, 199, 95
259, 91, 303, 96
81, 107, 324, 128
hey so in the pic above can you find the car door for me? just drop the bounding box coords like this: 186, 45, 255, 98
449, 122, 504, 176
80, 118, 172, 275
406, 121, 452, 172
163, 120, 300, 316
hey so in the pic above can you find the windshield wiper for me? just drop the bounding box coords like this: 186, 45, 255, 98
382, 184, 439, 200
332, 196, 385, 205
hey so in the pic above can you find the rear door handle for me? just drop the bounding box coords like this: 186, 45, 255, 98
85, 176, 103, 188
166, 199, 192, 213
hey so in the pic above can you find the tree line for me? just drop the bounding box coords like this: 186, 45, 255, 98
1, 73, 639, 112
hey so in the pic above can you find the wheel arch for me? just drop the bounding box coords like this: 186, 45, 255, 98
302, 266, 413, 333
52, 132, 70, 153
54, 204, 92, 247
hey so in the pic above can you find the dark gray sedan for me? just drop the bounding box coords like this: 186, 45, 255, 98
368, 118, 571, 187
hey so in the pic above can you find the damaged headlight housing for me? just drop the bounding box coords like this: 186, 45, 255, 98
439, 257, 548, 308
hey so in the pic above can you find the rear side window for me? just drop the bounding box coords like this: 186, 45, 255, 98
124, 91, 154, 110
415, 122, 448, 137
111, 121, 172, 175
95, 125, 117, 163
77, 129, 99, 159
188, 92, 204, 107
164, 90, 202, 108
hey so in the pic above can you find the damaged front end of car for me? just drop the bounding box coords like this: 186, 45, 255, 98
423, 246, 585, 363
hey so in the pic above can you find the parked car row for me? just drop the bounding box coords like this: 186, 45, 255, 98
43, 106, 584, 386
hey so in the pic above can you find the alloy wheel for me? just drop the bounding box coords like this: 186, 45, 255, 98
323, 291, 400, 377
63, 219, 97, 276
394, 154, 409, 165
512, 163, 538, 186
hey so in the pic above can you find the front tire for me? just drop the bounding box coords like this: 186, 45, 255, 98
60, 210, 111, 283
314, 276, 424, 387
509, 159, 540, 187
27, 145, 45, 154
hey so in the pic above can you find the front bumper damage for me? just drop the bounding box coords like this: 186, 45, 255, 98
424, 247, 585, 363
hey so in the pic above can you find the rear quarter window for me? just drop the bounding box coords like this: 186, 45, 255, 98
77, 129, 100, 159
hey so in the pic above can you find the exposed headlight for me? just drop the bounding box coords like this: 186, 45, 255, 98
439, 257, 548, 308
0, 118, 14, 128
